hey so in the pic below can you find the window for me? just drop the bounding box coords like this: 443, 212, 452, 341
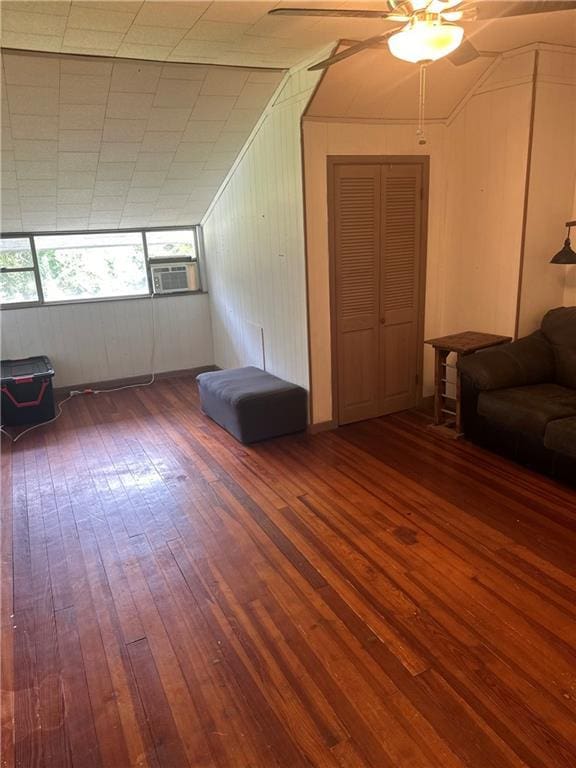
0, 227, 201, 307
0, 237, 39, 304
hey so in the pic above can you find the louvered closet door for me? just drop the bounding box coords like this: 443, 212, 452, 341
379, 163, 423, 414
334, 164, 382, 424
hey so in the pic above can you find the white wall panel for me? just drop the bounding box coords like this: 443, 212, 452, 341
202, 66, 321, 392
0, 293, 213, 387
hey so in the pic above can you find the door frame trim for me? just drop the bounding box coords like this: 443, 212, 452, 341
327, 154, 430, 425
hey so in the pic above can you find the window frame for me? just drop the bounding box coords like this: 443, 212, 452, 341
0, 225, 204, 310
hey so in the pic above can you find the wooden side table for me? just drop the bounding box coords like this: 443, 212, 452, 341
425, 331, 512, 436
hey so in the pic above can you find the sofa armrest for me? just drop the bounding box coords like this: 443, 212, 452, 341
457, 331, 554, 391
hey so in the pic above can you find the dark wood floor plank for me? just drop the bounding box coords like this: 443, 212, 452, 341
2, 376, 576, 768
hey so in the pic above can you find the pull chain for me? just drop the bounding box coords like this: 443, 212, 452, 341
417, 63, 427, 146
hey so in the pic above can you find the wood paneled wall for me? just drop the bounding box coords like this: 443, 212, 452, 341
201, 66, 322, 392
0, 294, 214, 388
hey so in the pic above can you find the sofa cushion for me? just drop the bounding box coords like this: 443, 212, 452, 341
477, 383, 576, 438
541, 306, 576, 388
544, 417, 576, 459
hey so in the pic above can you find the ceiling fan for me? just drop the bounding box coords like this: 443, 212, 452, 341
268, 1, 576, 70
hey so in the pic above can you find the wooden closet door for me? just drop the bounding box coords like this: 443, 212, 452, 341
379, 163, 423, 414
333, 164, 382, 424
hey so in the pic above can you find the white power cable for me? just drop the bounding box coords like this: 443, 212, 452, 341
1, 294, 158, 444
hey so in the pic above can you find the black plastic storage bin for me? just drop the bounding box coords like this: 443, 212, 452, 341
1, 356, 55, 427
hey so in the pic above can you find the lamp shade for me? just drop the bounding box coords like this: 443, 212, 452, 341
550, 237, 576, 264
388, 19, 464, 63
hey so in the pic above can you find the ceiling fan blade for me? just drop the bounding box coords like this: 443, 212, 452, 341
268, 7, 407, 20
307, 31, 397, 71
459, 1, 576, 20
447, 38, 481, 64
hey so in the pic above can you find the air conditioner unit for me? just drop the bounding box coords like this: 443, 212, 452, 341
151, 262, 199, 294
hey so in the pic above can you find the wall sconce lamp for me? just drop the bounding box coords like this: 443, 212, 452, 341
550, 220, 576, 264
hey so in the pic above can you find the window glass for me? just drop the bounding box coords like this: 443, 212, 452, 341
146, 229, 197, 260
0, 237, 33, 268
0, 271, 38, 304
35, 232, 148, 302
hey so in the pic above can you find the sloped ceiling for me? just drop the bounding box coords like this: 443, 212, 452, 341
1, 50, 283, 232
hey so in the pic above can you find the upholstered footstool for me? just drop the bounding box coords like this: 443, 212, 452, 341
197, 366, 307, 444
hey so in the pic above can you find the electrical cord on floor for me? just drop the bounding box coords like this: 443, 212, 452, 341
1, 294, 157, 444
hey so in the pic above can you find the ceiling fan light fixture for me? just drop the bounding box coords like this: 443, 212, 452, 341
388, 18, 464, 63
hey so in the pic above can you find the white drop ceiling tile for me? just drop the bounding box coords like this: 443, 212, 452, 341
185, 184, 215, 200
1, 205, 22, 219
67, 5, 137, 33
160, 179, 192, 195
1, 2, 70, 16
195, 169, 227, 187
58, 152, 99, 172
99, 142, 141, 162
155, 194, 188, 209
14, 140, 58, 161
166, 162, 204, 180
0, 189, 20, 206
200, 68, 250, 96
110, 61, 162, 93
18, 180, 55, 196
203, 1, 276, 24
134, 1, 209, 29
89, 213, 121, 226
122, 202, 155, 217
1, 9, 67, 36
3, 54, 60, 88
115, 43, 174, 61
131, 170, 167, 187
10, 115, 59, 141
58, 171, 96, 189
16, 161, 58, 180
22, 214, 56, 230
141, 131, 181, 153
153, 78, 202, 108
1, 219, 23, 232
173, 142, 214, 162
160, 63, 208, 81
56, 218, 90, 230
6, 85, 59, 116
119, 216, 148, 228
235, 81, 275, 109
123, 25, 186, 46
248, 70, 284, 84
59, 104, 106, 130
94, 181, 131, 196
106, 92, 155, 119
60, 46, 119, 58
189, 95, 237, 121
58, 130, 102, 152
60, 58, 114, 76
169, 40, 229, 59
204, 150, 237, 170
185, 21, 250, 44
102, 119, 148, 142
146, 108, 191, 132
1, 32, 60, 56
149, 210, 181, 225
126, 187, 159, 203
1, 171, 18, 189
182, 120, 225, 142
213, 132, 248, 152
20, 197, 57, 213
62, 29, 125, 51
72, 1, 142, 13
223, 108, 260, 131
57, 188, 94, 204
134, 152, 174, 171
57, 203, 92, 218
96, 162, 135, 181
91, 196, 126, 212
60, 74, 110, 105
1, 153, 16, 172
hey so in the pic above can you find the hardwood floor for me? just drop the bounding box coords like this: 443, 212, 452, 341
2, 375, 576, 768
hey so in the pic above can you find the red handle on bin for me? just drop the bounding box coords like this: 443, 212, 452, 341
1, 381, 48, 408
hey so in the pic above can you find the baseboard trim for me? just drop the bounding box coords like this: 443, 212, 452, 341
54, 365, 217, 396
308, 419, 338, 435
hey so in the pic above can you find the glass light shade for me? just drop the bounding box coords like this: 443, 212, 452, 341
388, 20, 464, 63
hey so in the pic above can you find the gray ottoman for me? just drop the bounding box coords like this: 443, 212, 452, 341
197, 366, 307, 444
